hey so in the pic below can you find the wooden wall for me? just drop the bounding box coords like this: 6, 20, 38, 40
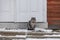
47, 0, 60, 29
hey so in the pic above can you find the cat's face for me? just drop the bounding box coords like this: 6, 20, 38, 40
30, 20, 36, 27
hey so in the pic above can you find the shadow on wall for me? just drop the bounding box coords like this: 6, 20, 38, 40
0, 22, 48, 29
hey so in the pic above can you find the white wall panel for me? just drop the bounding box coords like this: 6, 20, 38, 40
15, 0, 47, 22
0, 0, 15, 22
0, 0, 47, 22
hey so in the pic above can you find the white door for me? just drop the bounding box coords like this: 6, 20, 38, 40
15, 0, 47, 22
0, 0, 15, 22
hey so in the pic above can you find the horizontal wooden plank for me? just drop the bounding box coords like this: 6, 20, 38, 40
48, 6, 60, 8
48, 0, 60, 2
48, 4, 60, 6
48, 21, 60, 23
48, 11, 60, 12
48, 2, 60, 4
48, 16, 60, 18
48, 7, 60, 9
48, 13, 60, 15
48, 18, 60, 20
48, 20, 60, 22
